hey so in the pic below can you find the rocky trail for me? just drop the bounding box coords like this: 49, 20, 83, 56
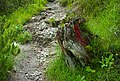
7, 1, 66, 81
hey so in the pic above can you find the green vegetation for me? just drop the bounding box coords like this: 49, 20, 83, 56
86, 0, 120, 47
46, 46, 86, 81
0, 0, 119, 81
0, 0, 46, 80
46, 45, 120, 81
60, 0, 120, 63
47, 0, 120, 81
0, 0, 35, 15
61, 0, 120, 48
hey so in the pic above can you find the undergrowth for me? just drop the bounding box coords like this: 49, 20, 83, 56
0, 0, 46, 80
46, 0, 120, 81
46, 45, 120, 81
46, 45, 86, 81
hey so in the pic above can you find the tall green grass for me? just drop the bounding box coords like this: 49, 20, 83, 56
46, 45, 120, 81
86, 0, 120, 47
60, 0, 120, 48
46, 46, 86, 81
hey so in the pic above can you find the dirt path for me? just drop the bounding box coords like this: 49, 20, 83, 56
7, 1, 66, 81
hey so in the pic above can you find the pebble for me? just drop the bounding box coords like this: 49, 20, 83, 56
35, 76, 39, 81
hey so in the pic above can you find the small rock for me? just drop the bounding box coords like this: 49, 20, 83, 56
35, 71, 42, 76
41, 57, 44, 60
46, 7, 52, 10
35, 76, 39, 81
38, 50, 41, 53
32, 17, 36, 20
39, 78, 43, 81
46, 53, 49, 57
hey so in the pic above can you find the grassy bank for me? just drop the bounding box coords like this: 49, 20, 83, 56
46, 0, 120, 81
0, 0, 46, 80
61, 0, 120, 48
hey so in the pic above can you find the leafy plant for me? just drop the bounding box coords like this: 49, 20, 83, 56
17, 31, 32, 44
85, 66, 95, 73
46, 45, 120, 81
99, 53, 114, 70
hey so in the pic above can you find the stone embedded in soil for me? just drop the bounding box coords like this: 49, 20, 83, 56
35, 76, 39, 81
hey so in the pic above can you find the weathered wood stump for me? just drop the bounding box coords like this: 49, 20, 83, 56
56, 17, 90, 69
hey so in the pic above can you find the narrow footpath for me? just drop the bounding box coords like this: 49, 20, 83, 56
7, 1, 66, 81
